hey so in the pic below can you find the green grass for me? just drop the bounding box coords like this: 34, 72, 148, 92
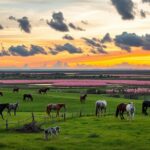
0, 88, 150, 150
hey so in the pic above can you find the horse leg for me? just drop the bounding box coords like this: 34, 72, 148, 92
126, 112, 129, 120
48, 110, 51, 117
56, 110, 59, 117
145, 107, 148, 115
97, 109, 100, 117
122, 111, 125, 120
100, 108, 102, 117
131, 112, 134, 120
14, 109, 16, 116
104, 108, 106, 116
129, 112, 131, 120
120, 111, 124, 120
119, 111, 122, 119
8, 109, 11, 116
1, 113, 4, 120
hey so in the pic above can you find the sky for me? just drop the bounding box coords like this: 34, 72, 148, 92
0, 0, 150, 69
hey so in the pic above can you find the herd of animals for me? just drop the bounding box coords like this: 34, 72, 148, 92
0, 87, 150, 140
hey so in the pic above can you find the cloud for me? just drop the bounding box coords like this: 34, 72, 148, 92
8, 44, 47, 56
83, 37, 107, 54
115, 32, 143, 47
111, 0, 135, 20
0, 24, 4, 30
62, 34, 74, 40
115, 43, 131, 52
81, 20, 88, 25
142, 0, 150, 3
9, 45, 29, 56
8, 16, 16, 20
142, 34, 150, 50
17, 17, 31, 33
68, 23, 85, 31
9, 16, 31, 33
0, 43, 10, 56
91, 47, 107, 54
47, 11, 86, 32
49, 43, 82, 55
0, 50, 10, 56
30, 45, 47, 55
101, 33, 112, 43
47, 12, 69, 32
140, 10, 146, 18
83, 37, 101, 47
51, 61, 69, 69
114, 32, 150, 51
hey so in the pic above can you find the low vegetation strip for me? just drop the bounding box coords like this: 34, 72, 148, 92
1, 79, 150, 86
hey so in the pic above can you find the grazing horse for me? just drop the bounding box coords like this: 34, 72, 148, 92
44, 126, 60, 140
46, 103, 66, 117
80, 94, 87, 104
116, 102, 135, 120
38, 88, 49, 94
142, 100, 150, 115
13, 88, 19, 93
95, 100, 107, 116
23, 94, 33, 101
0, 103, 9, 119
6, 102, 19, 116
0, 92, 3, 96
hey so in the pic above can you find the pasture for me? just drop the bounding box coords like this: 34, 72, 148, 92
0, 87, 150, 150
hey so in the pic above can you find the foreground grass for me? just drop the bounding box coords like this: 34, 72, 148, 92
0, 115, 150, 150
0, 88, 150, 150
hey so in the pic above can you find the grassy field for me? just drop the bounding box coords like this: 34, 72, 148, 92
0, 88, 150, 150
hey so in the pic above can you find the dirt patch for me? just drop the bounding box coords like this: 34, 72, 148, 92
16, 121, 43, 133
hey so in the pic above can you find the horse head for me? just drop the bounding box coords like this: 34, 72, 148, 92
61, 104, 66, 111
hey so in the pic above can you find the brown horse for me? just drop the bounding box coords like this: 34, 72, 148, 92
23, 94, 33, 101
0, 92, 3, 96
116, 103, 135, 120
46, 103, 66, 117
13, 88, 19, 93
38, 88, 49, 94
80, 94, 87, 104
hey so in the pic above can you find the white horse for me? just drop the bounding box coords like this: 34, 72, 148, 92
44, 126, 60, 140
7, 102, 19, 116
95, 100, 107, 116
126, 102, 135, 120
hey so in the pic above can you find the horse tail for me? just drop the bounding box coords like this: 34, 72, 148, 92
142, 101, 145, 114
95, 104, 98, 116
115, 106, 119, 117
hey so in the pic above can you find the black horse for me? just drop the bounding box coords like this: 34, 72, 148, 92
23, 94, 33, 101
13, 88, 19, 93
142, 100, 150, 115
80, 94, 87, 104
0, 103, 9, 119
38, 88, 49, 94
0, 92, 3, 96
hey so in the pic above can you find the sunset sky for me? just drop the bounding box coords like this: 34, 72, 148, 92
0, 0, 150, 69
